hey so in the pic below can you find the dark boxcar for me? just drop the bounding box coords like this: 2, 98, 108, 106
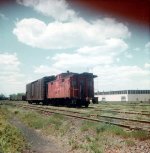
17, 94, 26, 101
9, 93, 26, 101
47, 72, 97, 107
26, 76, 55, 104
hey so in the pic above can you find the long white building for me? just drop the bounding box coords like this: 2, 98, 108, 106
95, 90, 150, 102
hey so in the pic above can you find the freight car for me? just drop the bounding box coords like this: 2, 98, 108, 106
26, 72, 97, 107
9, 93, 26, 101
26, 76, 55, 104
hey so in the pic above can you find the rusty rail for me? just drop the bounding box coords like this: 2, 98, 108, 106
12, 103, 150, 132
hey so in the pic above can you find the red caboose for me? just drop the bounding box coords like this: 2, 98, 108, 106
47, 72, 97, 107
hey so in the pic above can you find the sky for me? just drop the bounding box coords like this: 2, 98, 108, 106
0, 0, 150, 95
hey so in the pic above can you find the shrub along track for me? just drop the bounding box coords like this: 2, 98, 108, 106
6, 102, 150, 133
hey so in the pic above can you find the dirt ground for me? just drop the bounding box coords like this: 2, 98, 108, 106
10, 117, 66, 153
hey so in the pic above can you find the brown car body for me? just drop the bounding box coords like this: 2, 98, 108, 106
26, 72, 97, 107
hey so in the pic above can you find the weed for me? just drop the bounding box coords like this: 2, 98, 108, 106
86, 135, 95, 142
38, 113, 68, 136
20, 112, 51, 129
125, 140, 135, 147
14, 110, 19, 114
80, 121, 96, 131
0, 107, 25, 153
48, 114, 64, 128
59, 121, 70, 136
69, 139, 79, 150
72, 142, 79, 150
0, 124, 25, 153
131, 130, 150, 140
107, 125, 130, 138
96, 124, 109, 134
89, 141, 104, 153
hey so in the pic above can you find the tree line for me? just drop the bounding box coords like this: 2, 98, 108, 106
0, 93, 26, 101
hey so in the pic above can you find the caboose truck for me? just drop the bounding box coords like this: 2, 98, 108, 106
26, 72, 97, 107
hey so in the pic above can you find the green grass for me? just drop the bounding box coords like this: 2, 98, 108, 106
3, 103, 150, 153
20, 111, 53, 129
80, 120, 150, 152
69, 139, 80, 150
89, 142, 104, 153
81, 121, 128, 137
80, 121, 95, 132
44, 114, 69, 136
0, 107, 25, 153
17, 110, 69, 137
131, 130, 150, 140
81, 121, 150, 140
125, 140, 135, 147
84, 136, 104, 153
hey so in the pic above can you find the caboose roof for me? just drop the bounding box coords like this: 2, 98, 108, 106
56, 72, 77, 79
80, 72, 97, 78
56, 72, 97, 79
26, 76, 55, 85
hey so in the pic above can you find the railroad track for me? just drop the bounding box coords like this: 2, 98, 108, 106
1, 101, 149, 115
10, 103, 150, 132
88, 106, 150, 115
97, 108, 150, 113
33, 105, 150, 124
96, 103, 150, 106
93, 109, 150, 116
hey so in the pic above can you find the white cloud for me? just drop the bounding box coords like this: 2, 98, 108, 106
52, 52, 108, 70
0, 53, 20, 71
145, 42, 150, 49
17, 0, 76, 21
51, 39, 128, 70
93, 65, 150, 91
133, 47, 140, 51
14, 0, 130, 51
15, 0, 149, 91
0, 53, 26, 95
34, 65, 60, 75
124, 52, 133, 59
34, 62, 150, 91
34, 37, 128, 75
144, 63, 150, 69
13, 18, 130, 49
77, 38, 128, 55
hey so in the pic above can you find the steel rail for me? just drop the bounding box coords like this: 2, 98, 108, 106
39, 106, 150, 124
20, 105, 139, 130
94, 109, 150, 116
13, 104, 150, 132
12, 103, 150, 125
2, 102, 150, 123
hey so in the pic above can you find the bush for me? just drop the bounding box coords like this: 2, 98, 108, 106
0, 124, 25, 153
0, 108, 25, 153
96, 124, 109, 134
21, 112, 51, 129
131, 130, 150, 140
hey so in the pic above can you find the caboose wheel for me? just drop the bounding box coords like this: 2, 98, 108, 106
85, 103, 89, 108
36, 101, 39, 105
28, 101, 32, 104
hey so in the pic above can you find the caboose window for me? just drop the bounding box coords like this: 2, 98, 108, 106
72, 80, 77, 88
